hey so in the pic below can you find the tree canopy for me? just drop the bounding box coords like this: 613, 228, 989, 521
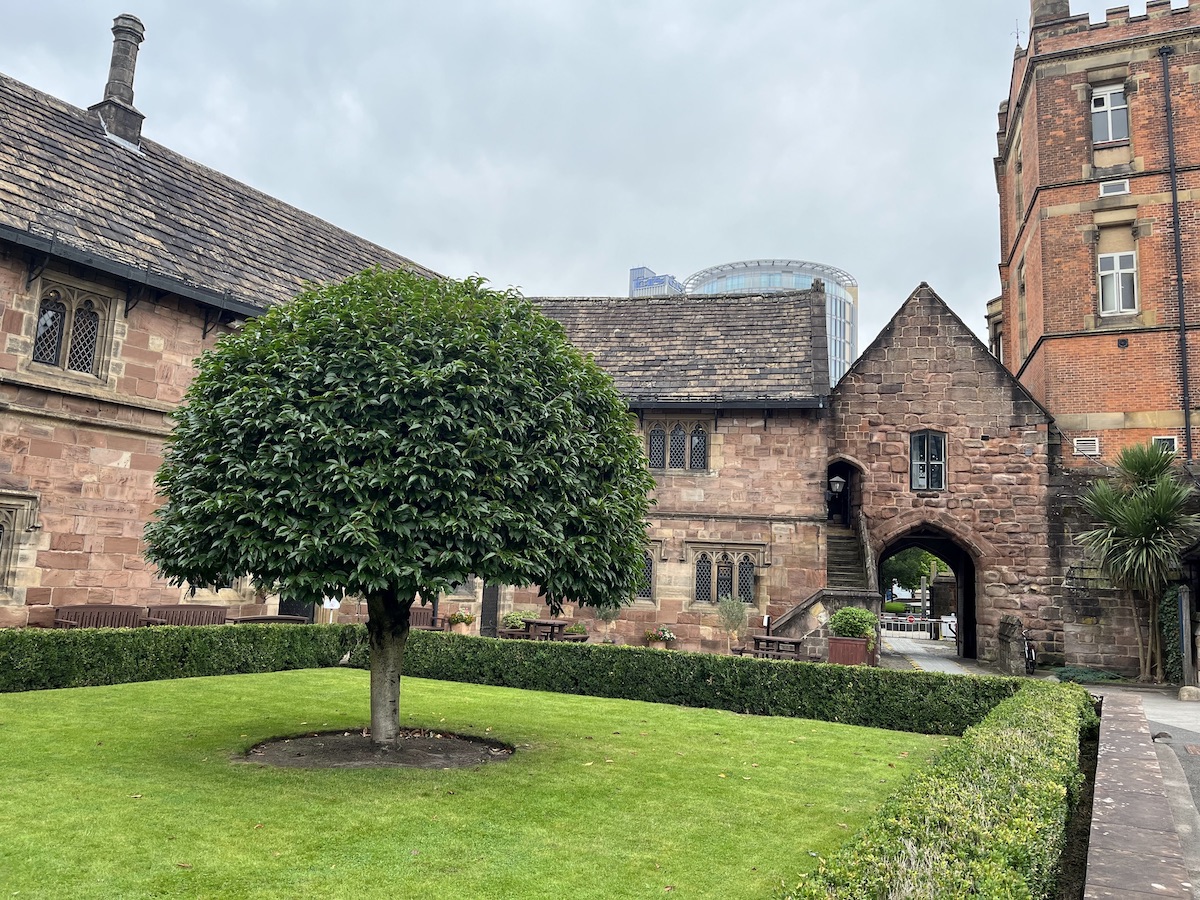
880, 547, 946, 593
145, 270, 655, 741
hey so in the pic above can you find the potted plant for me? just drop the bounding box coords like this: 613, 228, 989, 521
447, 610, 476, 635
498, 610, 538, 639
645, 624, 677, 650
716, 594, 748, 654
595, 604, 622, 643
826, 606, 878, 666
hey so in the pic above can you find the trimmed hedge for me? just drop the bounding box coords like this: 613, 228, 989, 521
355, 632, 1020, 736
4, 624, 1019, 737
782, 680, 1099, 900
0, 624, 365, 693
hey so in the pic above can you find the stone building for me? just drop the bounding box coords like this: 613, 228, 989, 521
0, 15, 435, 626
0, 10, 1173, 674
528, 291, 835, 651
990, 0, 1200, 465
829, 285, 1057, 663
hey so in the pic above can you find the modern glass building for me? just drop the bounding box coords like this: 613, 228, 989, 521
628, 266, 685, 298
682, 259, 859, 383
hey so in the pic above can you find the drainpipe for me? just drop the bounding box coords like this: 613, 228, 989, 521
1160, 45, 1193, 460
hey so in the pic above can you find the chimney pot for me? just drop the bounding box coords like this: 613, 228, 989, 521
90, 13, 146, 146
104, 14, 145, 106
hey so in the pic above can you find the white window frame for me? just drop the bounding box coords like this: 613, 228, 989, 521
1073, 437, 1101, 457
1098, 251, 1137, 315
1152, 436, 1179, 454
1091, 84, 1129, 144
1099, 179, 1130, 197
910, 430, 946, 491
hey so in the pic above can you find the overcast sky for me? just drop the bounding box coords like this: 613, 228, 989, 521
1, 1, 1165, 350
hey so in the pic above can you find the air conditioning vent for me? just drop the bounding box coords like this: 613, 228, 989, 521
1073, 437, 1100, 456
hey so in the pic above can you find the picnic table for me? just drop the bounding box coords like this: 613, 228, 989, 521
751, 634, 812, 661
522, 618, 568, 641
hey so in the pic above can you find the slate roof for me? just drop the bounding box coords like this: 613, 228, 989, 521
0, 72, 437, 314
535, 292, 831, 407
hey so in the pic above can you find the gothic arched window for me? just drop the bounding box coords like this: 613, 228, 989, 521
694, 552, 713, 604
646, 420, 711, 472
30, 285, 109, 378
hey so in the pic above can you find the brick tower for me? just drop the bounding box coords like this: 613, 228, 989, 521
990, 0, 1200, 464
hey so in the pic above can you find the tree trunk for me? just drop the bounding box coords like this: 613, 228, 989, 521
1150, 596, 1163, 683
1131, 590, 1150, 682
366, 587, 414, 746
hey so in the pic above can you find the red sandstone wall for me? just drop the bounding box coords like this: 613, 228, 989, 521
0, 253, 243, 624
508, 409, 830, 653
832, 286, 1056, 662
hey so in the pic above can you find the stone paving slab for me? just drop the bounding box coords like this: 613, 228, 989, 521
1084, 843, 1191, 895
1088, 692, 1194, 899
1094, 753, 1177, 794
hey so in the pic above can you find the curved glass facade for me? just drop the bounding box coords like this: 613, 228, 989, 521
683, 259, 858, 384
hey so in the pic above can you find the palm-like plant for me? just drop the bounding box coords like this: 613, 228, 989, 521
1078, 443, 1200, 681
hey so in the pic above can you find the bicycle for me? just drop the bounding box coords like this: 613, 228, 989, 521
1022, 628, 1037, 675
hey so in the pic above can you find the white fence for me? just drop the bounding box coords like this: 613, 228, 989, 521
881, 614, 957, 640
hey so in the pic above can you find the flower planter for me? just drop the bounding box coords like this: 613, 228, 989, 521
648, 640, 667, 650
451, 622, 471, 636
827, 635, 876, 666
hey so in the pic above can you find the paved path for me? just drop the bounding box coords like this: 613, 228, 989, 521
884, 633, 1200, 897
880, 632, 988, 675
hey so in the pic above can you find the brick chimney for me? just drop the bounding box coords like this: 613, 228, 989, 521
1031, 0, 1071, 26
88, 14, 146, 146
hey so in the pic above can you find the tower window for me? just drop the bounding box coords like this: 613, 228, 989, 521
1098, 251, 1137, 314
1092, 84, 1128, 144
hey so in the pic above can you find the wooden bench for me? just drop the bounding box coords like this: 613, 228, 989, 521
53, 605, 162, 628
227, 614, 309, 625
410, 605, 446, 631
147, 605, 229, 626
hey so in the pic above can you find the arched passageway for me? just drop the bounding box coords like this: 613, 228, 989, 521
877, 524, 978, 659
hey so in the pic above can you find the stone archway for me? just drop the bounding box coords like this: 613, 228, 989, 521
877, 523, 980, 659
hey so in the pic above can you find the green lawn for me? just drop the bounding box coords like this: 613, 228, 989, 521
0, 669, 947, 898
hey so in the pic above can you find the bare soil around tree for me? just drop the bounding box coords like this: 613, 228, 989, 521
238, 728, 514, 769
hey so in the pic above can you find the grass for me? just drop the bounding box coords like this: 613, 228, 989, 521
0, 669, 947, 899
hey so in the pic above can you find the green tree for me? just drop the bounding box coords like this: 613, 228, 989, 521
1079, 442, 1200, 682
716, 594, 748, 652
880, 547, 946, 593
145, 270, 654, 744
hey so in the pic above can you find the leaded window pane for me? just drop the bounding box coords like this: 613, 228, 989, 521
648, 427, 666, 469
694, 553, 712, 604
689, 425, 707, 470
33, 296, 66, 365
636, 552, 653, 599
737, 555, 755, 603
669, 425, 686, 469
67, 300, 99, 373
716, 552, 734, 601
